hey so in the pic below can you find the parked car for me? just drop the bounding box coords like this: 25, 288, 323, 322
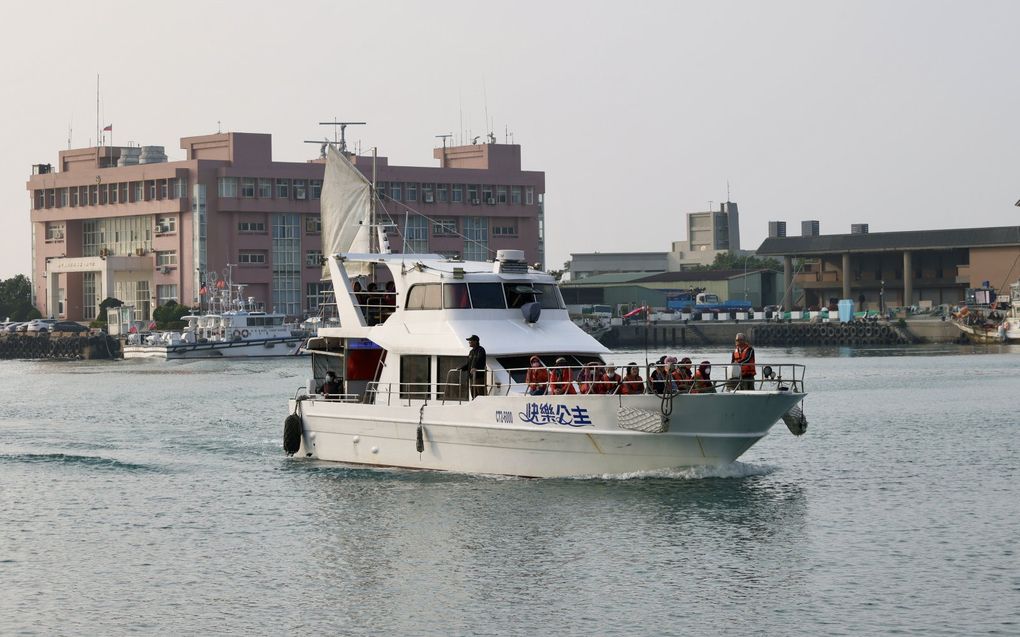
51, 321, 89, 333
25, 319, 59, 333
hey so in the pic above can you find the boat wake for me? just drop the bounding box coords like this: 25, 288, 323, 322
0, 452, 157, 472
574, 461, 777, 481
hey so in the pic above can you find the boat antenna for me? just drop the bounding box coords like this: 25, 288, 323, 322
319, 120, 365, 154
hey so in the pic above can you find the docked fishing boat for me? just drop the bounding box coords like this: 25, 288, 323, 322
123, 268, 305, 359
281, 146, 808, 478
952, 280, 1020, 344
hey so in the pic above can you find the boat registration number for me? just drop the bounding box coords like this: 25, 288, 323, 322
495, 410, 514, 424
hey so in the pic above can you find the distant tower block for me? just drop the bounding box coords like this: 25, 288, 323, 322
801, 220, 820, 237
851, 223, 869, 235
768, 221, 787, 238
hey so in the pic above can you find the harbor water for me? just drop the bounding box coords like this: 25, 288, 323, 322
1, 345, 1018, 635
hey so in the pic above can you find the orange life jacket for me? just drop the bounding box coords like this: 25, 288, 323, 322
732, 344, 756, 377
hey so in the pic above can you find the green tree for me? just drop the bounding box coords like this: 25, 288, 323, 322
688, 252, 783, 272
0, 274, 37, 321
96, 297, 123, 323
152, 301, 193, 329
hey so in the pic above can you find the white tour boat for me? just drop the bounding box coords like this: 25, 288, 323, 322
281, 146, 808, 478
123, 269, 305, 359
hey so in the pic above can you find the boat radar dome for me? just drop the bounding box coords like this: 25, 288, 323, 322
493, 249, 529, 274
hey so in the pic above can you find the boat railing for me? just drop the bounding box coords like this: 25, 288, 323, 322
497, 362, 806, 397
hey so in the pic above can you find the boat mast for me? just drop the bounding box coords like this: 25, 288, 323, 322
371, 146, 377, 254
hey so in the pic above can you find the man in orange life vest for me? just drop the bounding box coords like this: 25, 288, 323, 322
731, 332, 756, 390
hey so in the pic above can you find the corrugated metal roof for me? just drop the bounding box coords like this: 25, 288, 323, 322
757, 226, 1020, 255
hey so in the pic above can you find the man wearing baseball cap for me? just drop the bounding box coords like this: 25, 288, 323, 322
459, 334, 487, 398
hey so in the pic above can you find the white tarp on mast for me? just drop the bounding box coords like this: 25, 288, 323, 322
321, 144, 372, 258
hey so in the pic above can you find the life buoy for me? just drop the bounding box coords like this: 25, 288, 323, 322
232, 330, 241, 338
241, 329, 250, 338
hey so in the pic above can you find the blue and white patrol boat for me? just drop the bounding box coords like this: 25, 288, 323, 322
283, 146, 808, 478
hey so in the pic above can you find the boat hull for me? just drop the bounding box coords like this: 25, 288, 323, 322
288, 391, 804, 478
124, 337, 304, 359
952, 320, 1020, 343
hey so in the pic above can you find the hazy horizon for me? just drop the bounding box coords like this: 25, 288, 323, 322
3, 0, 1018, 280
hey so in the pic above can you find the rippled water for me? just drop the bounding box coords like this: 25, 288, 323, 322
1, 344, 1018, 635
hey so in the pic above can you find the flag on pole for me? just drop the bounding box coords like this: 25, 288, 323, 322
102, 124, 112, 132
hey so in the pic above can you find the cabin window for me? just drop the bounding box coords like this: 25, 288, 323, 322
443, 283, 470, 309
468, 283, 505, 309
438, 355, 469, 401
535, 283, 566, 309
503, 283, 540, 309
405, 283, 442, 310
400, 355, 431, 399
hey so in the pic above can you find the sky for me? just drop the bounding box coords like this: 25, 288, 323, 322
2, 0, 1019, 279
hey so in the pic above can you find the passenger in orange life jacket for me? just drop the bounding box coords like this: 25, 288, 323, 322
548, 357, 576, 395
619, 363, 645, 395
672, 356, 694, 393
691, 361, 717, 394
731, 332, 756, 390
578, 362, 604, 394
525, 355, 549, 395
600, 364, 623, 394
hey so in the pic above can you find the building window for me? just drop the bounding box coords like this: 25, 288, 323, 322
239, 251, 267, 264
482, 185, 493, 204
310, 179, 322, 199
272, 213, 301, 315
160, 180, 169, 200
241, 177, 256, 198
432, 218, 457, 236
467, 185, 479, 204
422, 184, 434, 203
526, 186, 534, 205
218, 177, 238, 198
238, 221, 266, 233
133, 182, 143, 202
157, 284, 179, 305
451, 184, 463, 203
156, 216, 177, 234
306, 281, 330, 312
106, 184, 117, 204
174, 177, 188, 199
404, 216, 428, 254
493, 221, 517, 237
156, 250, 178, 267
258, 178, 272, 198
436, 184, 448, 202
276, 179, 290, 199
463, 216, 488, 261
390, 182, 402, 201
71, 188, 79, 207
305, 215, 321, 234
90, 186, 98, 205
406, 183, 418, 202
294, 179, 307, 200
148, 180, 157, 200
305, 250, 322, 267
47, 189, 56, 208
34, 190, 44, 209
45, 222, 65, 242
497, 186, 508, 203
511, 186, 522, 204
83, 272, 98, 320
120, 183, 129, 203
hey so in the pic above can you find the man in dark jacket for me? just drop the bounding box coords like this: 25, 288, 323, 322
460, 334, 487, 398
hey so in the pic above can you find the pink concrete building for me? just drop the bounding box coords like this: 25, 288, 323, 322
27, 132, 546, 321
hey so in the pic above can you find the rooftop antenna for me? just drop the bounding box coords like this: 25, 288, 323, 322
435, 133, 452, 167
319, 120, 366, 154
727, 180, 731, 202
